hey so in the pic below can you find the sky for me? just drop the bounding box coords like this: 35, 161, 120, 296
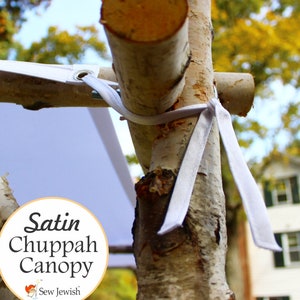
16, 0, 106, 49
0, 0, 138, 266
241, 81, 298, 161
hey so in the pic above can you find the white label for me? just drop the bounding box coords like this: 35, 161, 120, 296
0, 197, 108, 299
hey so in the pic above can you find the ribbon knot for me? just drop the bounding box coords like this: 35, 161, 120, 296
207, 97, 218, 115
82, 74, 281, 252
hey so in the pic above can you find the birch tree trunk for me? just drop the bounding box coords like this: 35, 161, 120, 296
101, 1, 235, 299
0, 176, 19, 299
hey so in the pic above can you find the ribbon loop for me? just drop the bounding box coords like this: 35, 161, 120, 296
82, 74, 208, 126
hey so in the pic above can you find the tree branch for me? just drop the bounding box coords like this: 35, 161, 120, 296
0, 67, 253, 115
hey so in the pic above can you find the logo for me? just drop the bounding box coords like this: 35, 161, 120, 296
0, 197, 109, 299
25, 283, 38, 298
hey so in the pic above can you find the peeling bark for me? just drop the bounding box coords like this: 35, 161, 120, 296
102, 0, 234, 298
134, 124, 234, 299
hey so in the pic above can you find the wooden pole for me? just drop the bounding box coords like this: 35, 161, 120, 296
0, 67, 253, 116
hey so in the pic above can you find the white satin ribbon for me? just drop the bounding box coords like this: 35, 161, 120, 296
158, 108, 213, 234
89, 108, 136, 206
0, 61, 281, 251
158, 96, 281, 251
212, 98, 281, 251
82, 75, 281, 252
82, 74, 207, 125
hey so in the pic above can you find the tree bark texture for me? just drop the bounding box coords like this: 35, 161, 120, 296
0, 175, 19, 300
101, 0, 235, 299
101, 0, 190, 172
0, 66, 253, 115
0, 67, 115, 110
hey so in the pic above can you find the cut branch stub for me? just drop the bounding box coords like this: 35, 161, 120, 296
101, 0, 189, 114
215, 72, 254, 117
101, 0, 190, 171
101, 0, 188, 43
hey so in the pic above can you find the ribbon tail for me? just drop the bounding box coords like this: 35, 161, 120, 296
89, 108, 136, 206
214, 102, 281, 251
158, 109, 214, 235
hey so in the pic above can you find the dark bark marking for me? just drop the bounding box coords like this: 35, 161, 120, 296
23, 101, 53, 110
214, 216, 221, 245
133, 168, 187, 257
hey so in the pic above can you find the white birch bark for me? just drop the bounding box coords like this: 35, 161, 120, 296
101, 0, 235, 298
0, 175, 19, 300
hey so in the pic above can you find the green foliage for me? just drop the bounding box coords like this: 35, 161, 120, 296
0, 0, 51, 25
233, 118, 268, 149
0, 0, 50, 58
214, 0, 264, 26
212, 0, 300, 88
16, 25, 106, 64
87, 269, 137, 300
212, 0, 300, 160
126, 154, 139, 165
281, 102, 300, 136
211, 1, 300, 257
0, 0, 106, 63
287, 139, 300, 157
0, 9, 15, 58
0, 9, 14, 41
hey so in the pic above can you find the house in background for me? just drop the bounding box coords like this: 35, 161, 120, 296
247, 156, 300, 300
